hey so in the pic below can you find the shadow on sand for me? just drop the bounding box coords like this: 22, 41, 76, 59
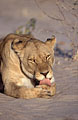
55, 44, 73, 58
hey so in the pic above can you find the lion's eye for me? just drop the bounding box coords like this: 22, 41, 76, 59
46, 54, 51, 60
28, 58, 35, 63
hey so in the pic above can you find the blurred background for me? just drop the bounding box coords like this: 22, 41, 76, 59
0, 0, 78, 58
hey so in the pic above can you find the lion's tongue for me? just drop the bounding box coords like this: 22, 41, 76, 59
39, 79, 51, 86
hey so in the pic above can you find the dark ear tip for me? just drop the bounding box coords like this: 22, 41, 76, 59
47, 38, 52, 41
47, 35, 55, 41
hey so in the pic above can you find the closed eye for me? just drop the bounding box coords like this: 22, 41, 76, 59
28, 58, 36, 63
46, 54, 51, 60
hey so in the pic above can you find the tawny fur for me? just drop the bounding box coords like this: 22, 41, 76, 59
0, 33, 56, 99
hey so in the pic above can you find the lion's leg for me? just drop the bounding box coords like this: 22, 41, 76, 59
4, 82, 53, 99
36, 83, 56, 96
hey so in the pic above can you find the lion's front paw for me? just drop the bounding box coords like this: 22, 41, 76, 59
36, 85, 53, 98
36, 84, 56, 98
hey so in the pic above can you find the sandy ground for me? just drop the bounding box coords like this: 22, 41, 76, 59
0, 0, 78, 120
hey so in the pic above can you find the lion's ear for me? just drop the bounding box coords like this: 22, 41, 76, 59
46, 35, 56, 49
11, 38, 26, 53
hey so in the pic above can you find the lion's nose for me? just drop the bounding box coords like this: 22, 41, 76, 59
40, 71, 49, 77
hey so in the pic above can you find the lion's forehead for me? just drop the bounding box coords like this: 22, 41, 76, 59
25, 40, 51, 56
26, 49, 51, 60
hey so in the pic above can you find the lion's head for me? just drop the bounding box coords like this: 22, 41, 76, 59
1, 34, 56, 87
11, 34, 56, 86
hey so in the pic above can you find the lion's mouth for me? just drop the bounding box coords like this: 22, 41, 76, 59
39, 78, 51, 86
35, 78, 53, 86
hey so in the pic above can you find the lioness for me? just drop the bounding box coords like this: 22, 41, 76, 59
0, 33, 56, 99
